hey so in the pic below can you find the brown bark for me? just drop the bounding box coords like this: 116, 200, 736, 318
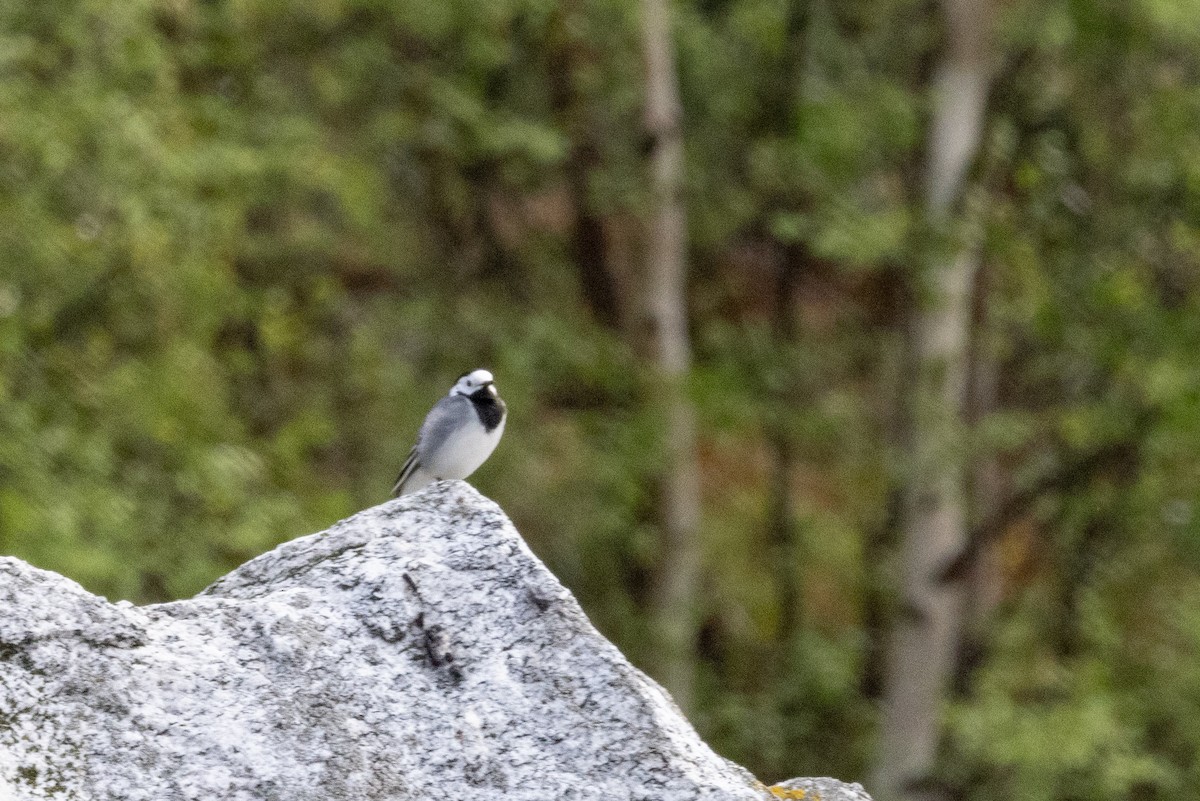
765, 0, 813, 649
768, 243, 804, 641
548, 6, 623, 330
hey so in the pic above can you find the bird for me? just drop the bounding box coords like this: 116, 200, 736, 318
392, 369, 507, 497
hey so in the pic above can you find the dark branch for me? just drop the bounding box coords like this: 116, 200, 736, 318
938, 408, 1158, 584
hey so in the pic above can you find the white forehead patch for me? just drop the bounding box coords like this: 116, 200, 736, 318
451, 369, 496, 396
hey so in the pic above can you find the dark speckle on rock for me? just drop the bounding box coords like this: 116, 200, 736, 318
527, 591, 552, 613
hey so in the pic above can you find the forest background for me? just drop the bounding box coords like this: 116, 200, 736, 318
3, 1, 1200, 800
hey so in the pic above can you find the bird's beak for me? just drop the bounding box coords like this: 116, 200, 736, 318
485, 383, 497, 396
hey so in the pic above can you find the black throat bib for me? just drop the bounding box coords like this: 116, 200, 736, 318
469, 390, 505, 432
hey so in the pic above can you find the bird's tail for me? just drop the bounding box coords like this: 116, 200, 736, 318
393, 467, 435, 497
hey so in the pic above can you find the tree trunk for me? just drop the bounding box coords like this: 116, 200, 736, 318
954, 260, 1004, 694
768, 243, 803, 642
871, 1, 993, 799
640, 0, 702, 714
548, 4, 623, 330
766, 0, 812, 652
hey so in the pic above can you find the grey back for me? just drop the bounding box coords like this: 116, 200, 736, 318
417, 394, 472, 458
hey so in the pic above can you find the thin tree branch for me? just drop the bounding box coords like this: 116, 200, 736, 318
938, 408, 1159, 584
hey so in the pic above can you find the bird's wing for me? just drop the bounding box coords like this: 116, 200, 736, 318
391, 446, 421, 496
418, 394, 471, 458
392, 395, 470, 496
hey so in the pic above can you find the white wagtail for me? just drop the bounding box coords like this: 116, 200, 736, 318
392, 369, 508, 496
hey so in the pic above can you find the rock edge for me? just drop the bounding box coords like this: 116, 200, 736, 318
0, 481, 871, 801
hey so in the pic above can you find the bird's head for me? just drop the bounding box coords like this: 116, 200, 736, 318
451, 368, 498, 398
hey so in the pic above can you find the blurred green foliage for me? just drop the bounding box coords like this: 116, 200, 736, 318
3, 0, 1200, 798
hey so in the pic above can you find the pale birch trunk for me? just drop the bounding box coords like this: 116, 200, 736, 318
640, 0, 701, 714
871, 1, 993, 798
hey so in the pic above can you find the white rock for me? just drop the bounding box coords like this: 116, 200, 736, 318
0, 481, 872, 801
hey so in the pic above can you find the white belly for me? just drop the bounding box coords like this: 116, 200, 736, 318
425, 415, 505, 480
